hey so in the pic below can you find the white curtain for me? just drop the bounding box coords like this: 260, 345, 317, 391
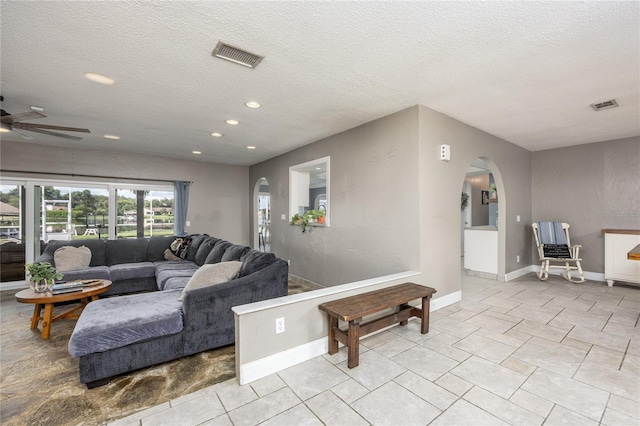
173, 181, 190, 236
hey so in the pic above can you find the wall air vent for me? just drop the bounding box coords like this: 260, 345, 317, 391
590, 99, 619, 111
212, 41, 264, 68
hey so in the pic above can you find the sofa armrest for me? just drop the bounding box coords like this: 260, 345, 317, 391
181, 259, 288, 355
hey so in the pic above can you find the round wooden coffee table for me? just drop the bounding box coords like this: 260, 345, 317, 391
15, 280, 112, 339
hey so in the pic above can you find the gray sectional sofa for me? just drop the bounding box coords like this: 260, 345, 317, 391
36, 235, 288, 387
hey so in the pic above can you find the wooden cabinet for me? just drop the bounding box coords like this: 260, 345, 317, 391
602, 229, 640, 287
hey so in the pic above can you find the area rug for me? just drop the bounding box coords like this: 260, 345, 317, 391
0, 281, 313, 426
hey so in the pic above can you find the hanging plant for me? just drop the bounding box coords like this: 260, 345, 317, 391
461, 192, 469, 210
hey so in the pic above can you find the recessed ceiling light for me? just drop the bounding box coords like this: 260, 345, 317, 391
246, 146, 256, 150
104, 134, 120, 140
192, 150, 202, 155
245, 101, 261, 109
83, 72, 115, 85
226, 119, 239, 125
210, 132, 223, 137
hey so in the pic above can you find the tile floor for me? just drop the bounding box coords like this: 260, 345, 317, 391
110, 274, 640, 425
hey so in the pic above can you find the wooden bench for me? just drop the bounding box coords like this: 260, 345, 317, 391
318, 282, 437, 368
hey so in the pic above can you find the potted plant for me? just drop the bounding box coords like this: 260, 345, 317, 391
290, 213, 309, 233
25, 262, 63, 293
306, 209, 325, 225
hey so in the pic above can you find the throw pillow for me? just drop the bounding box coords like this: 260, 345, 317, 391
164, 248, 182, 261
179, 261, 242, 301
54, 246, 92, 272
170, 236, 192, 259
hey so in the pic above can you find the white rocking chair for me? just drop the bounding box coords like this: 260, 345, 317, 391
532, 222, 585, 283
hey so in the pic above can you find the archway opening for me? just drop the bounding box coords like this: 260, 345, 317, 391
254, 178, 271, 252
461, 158, 505, 279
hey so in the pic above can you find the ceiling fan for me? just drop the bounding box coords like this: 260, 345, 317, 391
0, 96, 90, 141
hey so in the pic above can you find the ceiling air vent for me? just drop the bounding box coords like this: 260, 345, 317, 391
212, 41, 264, 68
590, 99, 619, 111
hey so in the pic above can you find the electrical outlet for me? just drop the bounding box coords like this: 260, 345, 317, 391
275, 317, 285, 334
516, 215, 520, 223
516, 255, 520, 263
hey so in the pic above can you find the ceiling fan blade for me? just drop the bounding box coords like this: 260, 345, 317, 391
15, 122, 90, 133
19, 127, 83, 141
0, 111, 46, 123
13, 129, 35, 140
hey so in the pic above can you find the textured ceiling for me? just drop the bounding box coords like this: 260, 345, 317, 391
1, 1, 638, 166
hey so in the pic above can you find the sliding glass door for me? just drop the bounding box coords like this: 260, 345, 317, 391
0, 178, 174, 286
0, 182, 25, 283
39, 185, 110, 241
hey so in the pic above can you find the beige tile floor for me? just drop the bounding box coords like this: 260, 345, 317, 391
110, 274, 640, 425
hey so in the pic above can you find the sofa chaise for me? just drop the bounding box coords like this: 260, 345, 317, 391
36, 235, 289, 387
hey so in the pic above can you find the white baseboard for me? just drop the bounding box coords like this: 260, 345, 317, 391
237, 290, 461, 385
239, 337, 328, 385
505, 265, 535, 281
432, 290, 461, 311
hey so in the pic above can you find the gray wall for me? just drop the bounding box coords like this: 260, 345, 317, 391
417, 105, 533, 295
0, 141, 249, 244
250, 105, 533, 297
532, 136, 640, 272
465, 174, 490, 226
250, 107, 421, 286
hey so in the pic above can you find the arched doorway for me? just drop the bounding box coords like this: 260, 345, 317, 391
461, 158, 505, 279
254, 178, 271, 252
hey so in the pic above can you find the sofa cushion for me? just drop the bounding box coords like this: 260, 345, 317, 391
57, 266, 110, 283
68, 289, 184, 357
41, 239, 107, 266
221, 244, 250, 262
185, 234, 209, 262
147, 236, 175, 262
109, 262, 156, 282
156, 267, 198, 290
204, 241, 231, 265
54, 246, 92, 272
194, 237, 220, 266
154, 260, 198, 273
179, 261, 242, 301
106, 238, 149, 265
163, 276, 191, 291
239, 250, 277, 277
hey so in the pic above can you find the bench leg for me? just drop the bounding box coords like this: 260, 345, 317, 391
347, 318, 361, 368
327, 316, 338, 355
421, 296, 430, 334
